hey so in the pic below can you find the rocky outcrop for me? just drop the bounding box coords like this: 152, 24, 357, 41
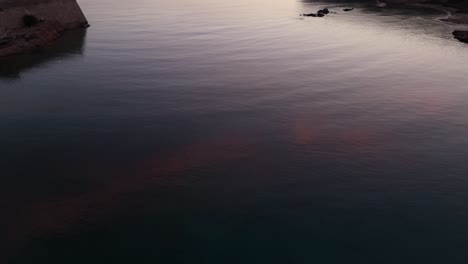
302, 8, 330, 17
453, 30, 468, 43
0, 21, 65, 57
0, 0, 88, 57
0, 28, 86, 79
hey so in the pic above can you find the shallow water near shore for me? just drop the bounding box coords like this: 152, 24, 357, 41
2, 0, 468, 263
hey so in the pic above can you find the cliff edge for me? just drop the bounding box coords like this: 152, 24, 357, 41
0, 0, 89, 57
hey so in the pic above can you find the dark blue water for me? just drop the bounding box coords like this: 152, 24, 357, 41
2, 0, 468, 263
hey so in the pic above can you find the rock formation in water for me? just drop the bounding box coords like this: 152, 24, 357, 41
453, 30, 468, 43
0, 0, 89, 57
302, 8, 330, 17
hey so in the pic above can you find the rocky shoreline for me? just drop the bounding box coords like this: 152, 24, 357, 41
384, 0, 468, 43
302, 0, 468, 44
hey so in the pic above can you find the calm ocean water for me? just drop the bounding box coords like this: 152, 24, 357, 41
2, 0, 468, 263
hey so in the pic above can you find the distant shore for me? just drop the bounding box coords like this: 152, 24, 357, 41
380, 0, 468, 22
381, 0, 468, 42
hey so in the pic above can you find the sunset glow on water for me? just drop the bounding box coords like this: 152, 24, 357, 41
2, 0, 468, 263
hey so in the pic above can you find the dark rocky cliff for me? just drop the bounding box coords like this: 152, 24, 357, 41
0, 0, 88, 57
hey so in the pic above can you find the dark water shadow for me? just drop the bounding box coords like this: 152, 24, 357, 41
0, 28, 87, 80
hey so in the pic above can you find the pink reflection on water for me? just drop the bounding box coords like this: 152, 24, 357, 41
290, 116, 383, 164
292, 122, 321, 145
4, 134, 254, 262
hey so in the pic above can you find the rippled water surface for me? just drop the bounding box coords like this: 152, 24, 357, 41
2, 0, 468, 263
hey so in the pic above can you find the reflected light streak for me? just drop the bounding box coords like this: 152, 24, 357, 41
3, 134, 254, 262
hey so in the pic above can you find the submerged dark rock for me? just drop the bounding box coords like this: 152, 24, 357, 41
343, 8, 354, 11
453, 30, 468, 43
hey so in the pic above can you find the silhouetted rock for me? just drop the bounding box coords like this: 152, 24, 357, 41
22, 14, 40, 27
0, 21, 65, 57
453, 30, 468, 43
0, 28, 86, 79
343, 8, 354, 11
0, 0, 89, 57
302, 8, 330, 18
